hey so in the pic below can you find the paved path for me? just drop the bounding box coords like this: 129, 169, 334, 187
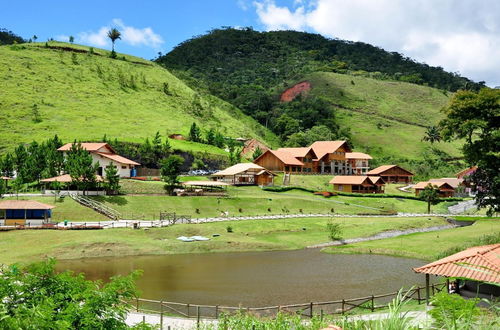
307, 224, 456, 248
448, 199, 477, 214
55, 212, 486, 229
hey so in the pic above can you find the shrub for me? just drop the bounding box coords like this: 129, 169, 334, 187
429, 292, 480, 328
327, 221, 343, 241
226, 226, 233, 233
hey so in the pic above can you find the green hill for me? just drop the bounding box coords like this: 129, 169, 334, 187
304, 72, 463, 159
0, 41, 278, 154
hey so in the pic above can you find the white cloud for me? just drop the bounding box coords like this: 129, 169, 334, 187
253, 0, 500, 86
77, 19, 164, 49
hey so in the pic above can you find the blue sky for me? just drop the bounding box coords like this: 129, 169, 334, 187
2, 1, 499, 86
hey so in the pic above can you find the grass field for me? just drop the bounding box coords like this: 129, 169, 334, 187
306, 72, 463, 160
325, 219, 500, 260
90, 186, 455, 220
0, 216, 447, 264
0, 42, 278, 154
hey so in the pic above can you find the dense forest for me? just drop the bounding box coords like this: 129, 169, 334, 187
157, 28, 484, 145
0, 28, 25, 45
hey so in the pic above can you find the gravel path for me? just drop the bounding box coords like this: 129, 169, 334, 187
448, 199, 477, 214
307, 224, 456, 249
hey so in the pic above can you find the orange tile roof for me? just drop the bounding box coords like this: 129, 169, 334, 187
429, 178, 464, 189
40, 174, 104, 183
266, 150, 304, 166
369, 176, 385, 185
414, 244, 500, 284
330, 176, 370, 185
0, 200, 55, 210
413, 181, 454, 190
367, 165, 414, 176
346, 152, 372, 160
310, 141, 350, 160
58, 142, 114, 152
455, 166, 478, 179
1, 176, 11, 180
277, 147, 313, 158
213, 163, 265, 176
96, 152, 140, 166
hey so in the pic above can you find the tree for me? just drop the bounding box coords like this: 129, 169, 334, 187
214, 131, 225, 148
69, 35, 74, 43
107, 28, 121, 57
422, 126, 441, 144
439, 88, 500, 215
252, 146, 263, 160
419, 184, 440, 214
189, 122, 202, 142
227, 139, 242, 165
0, 153, 14, 177
14, 144, 29, 183
206, 128, 216, 145
104, 162, 120, 195
0, 259, 145, 329
32, 35, 37, 42
161, 155, 184, 195
65, 142, 99, 195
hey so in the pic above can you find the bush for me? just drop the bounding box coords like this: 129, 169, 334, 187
226, 226, 233, 233
429, 292, 480, 328
327, 221, 343, 240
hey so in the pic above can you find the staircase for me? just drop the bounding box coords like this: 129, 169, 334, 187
70, 194, 121, 220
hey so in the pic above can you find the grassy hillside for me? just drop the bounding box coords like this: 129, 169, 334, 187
305, 72, 463, 159
0, 42, 278, 153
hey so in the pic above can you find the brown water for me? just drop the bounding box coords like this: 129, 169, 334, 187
57, 249, 429, 307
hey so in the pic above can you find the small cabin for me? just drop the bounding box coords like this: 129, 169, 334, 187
414, 181, 455, 198
0, 200, 55, 226
212, 163, 275, 186
367, 165, 414, 184
330, 176, 385, 194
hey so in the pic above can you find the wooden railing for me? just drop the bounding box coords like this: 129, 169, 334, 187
124, 283, 447, 323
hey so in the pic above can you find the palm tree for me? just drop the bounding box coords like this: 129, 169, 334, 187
422, 126, 442, 144
107, 28, 121, 54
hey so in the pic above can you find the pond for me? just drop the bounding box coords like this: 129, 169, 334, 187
57, 249, 430, 307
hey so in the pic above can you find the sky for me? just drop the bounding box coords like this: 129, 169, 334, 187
2, 0, 499, 87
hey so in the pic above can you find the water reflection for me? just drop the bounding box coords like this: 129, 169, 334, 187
57, 249, 429, 307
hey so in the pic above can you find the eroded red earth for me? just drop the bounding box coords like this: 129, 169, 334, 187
280, 81, 311, 102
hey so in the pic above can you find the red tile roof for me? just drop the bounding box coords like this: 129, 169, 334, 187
261, 150, 304, 166
346, 152, 372, 160
414, 244, 500, 284
40, 174, 104, 183
277, 147, 314, 158
367, 165, 414, 176
58, 142, 114, 153
310, 141, 350, 160
0, 200, 55, 210
429, 178, 464, 189
330, 176, 375, 185
96, 152, 140, 166
455, 166, 478, 179
413, 181, 455, 191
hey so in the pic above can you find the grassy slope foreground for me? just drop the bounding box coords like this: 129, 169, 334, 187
0, 216, 447, 264
0, 42, 278, 153
305, 72, 463, 159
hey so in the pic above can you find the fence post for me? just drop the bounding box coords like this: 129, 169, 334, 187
371, 295, 375, 312
320, 309, 324, 321
215, 305, 219, 319
187, 303, 190, 318
310, 302, 313, 318
197, 306, 200, 328
160, 300, 163, 330
417, 287, 421, 304
341, 299, 345, 315
425, 274, 430, 305
136, 298, 139, 312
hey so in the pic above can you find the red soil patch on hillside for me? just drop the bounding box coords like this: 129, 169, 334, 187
280, 81, 311, 102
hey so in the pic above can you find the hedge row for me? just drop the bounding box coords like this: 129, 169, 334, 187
262, 186, 464, 202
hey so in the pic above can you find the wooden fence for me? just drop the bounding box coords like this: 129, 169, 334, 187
124, 283, 447, 323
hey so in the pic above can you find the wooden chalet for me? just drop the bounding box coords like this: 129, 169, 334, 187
429, 178, 466, 197
241, 138, 269, 158
367, 165, 414, 184
310, 141, 353, 174
212, 163, 275, 186
330, 176, 385, 194
253, 150, 305, 173
413, 181, 455, 198
346, 152, 372, 175
276, 147, 317, 173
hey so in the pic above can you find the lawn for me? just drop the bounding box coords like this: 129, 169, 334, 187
91, 186, 454, 220
325, 219, 500, 261
0, 216, 447, 264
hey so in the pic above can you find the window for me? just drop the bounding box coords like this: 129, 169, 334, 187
121, 165, 126, 169
338, 185, 343, 191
